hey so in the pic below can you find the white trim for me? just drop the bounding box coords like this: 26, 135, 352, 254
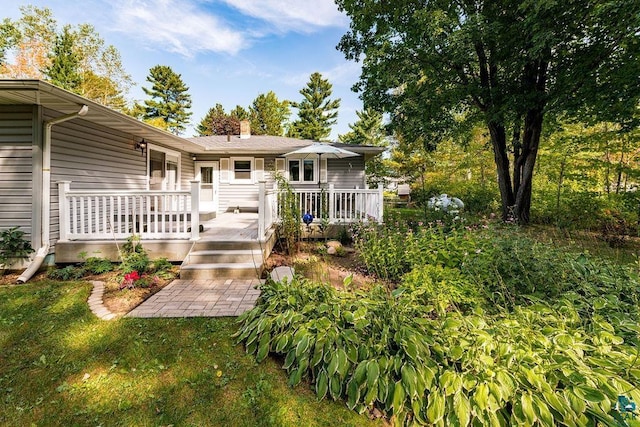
230, 156, 254, 184
287, 157, 318, 183
195, 161, 219, 212
146, 143, 182, 190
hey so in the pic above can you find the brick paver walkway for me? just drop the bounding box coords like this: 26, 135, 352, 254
126, 278, 263, 318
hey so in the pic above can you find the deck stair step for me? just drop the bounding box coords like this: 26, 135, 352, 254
180, 240, 265, 280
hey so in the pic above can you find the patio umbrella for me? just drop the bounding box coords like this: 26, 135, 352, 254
283, 142, 359, 185
283, 142, 360, 159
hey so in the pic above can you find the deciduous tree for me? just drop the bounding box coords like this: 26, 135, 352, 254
336, 0, 640, 222
249, 91, 290, 136
196, 103, 239, 136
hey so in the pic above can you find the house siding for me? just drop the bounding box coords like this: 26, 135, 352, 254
46, 108, 192, 250
193, 155, 367, 213
0, 105, 37, 241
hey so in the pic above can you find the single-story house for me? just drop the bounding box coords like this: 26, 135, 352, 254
0, 80, 384, 281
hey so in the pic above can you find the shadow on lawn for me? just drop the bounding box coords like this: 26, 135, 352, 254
0, 281, 380, 427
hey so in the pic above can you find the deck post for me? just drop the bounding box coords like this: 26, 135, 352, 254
377, 183, 384, 223
328, 183, 335, 223
258, 180, 266, 239
57, 181, 71, 241
190, 180, 200, 240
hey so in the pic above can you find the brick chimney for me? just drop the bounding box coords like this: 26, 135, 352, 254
240, 120, 251, 139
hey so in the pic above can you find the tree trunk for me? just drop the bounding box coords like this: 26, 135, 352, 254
488, 120, 515, 220
513, 107, 544, 224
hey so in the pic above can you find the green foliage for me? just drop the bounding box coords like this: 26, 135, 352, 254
0, 226, 34, 269
196, 103, 240, 136
249, 91, 290, 136
350, 222, 480, 282
289, 72, 340, 141
142, 65, 192, 135
339, 108, 389, 187
47, 265, 85, 281
336, 0, 640, 222
81, 256, 114, 275
274, 173, 301, 256
119, 235, 150, 275
399, 265, 481, 315
43, 25, 81, 91
237, 274, 640, 426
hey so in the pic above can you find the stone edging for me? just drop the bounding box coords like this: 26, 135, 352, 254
88, 280, 117, 320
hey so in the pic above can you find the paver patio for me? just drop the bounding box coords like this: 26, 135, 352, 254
126, 278, 263, 318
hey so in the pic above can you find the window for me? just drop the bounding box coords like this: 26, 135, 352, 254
230, 157, 253, 183
148, 145, 181, 191
288, 159, 316, 183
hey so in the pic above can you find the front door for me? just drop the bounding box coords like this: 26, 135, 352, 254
196, 162, 219, 212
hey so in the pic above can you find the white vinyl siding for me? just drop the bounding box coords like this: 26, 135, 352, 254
0, 105, 36, 241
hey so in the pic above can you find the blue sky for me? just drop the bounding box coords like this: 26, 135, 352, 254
5, 0, 362, 139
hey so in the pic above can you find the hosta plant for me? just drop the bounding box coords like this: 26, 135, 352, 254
236, 276, 640, 426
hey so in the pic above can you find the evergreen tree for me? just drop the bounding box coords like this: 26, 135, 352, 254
43, 25, 81, 91
289, 72, 340, 141
142, 65, 192, 135
340, 108, 389, 186
230, 105, 249, 121
249, 91, 290, 136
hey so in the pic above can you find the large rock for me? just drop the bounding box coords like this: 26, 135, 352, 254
326, 240, 342, 249
270, 266, 295, 282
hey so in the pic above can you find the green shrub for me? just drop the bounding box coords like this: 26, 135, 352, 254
82, 256, 114, 275
398, 264, 482, 314
47, 265, 86, 280
0, 226, 34, 269
120, 235, 150, 274
236, 277, 640, 426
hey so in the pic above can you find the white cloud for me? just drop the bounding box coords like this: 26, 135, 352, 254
282, 60, 361, 88
113, 0, 247, 57
222, 0, 349, 33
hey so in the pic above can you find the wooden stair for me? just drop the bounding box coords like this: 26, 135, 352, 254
180, 240, 265, 280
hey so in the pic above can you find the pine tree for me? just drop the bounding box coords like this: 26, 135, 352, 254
339, 108, 386, 146
340, 108, 389, 186
289, 72, 340, 140
43, 25, 81, 91
142, 65, 192, 135
249, 91, 290, 136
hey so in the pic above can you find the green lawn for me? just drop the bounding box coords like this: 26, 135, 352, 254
0, 280, 379, 426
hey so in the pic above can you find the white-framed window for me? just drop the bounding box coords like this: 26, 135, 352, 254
147, 143, 181, 191
230, 157, 254, 184
288, 158, 317, 183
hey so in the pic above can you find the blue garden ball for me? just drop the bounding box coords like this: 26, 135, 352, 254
302, 212, 314, 225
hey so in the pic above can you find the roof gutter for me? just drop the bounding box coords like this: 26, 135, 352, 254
18, 105, 89, 283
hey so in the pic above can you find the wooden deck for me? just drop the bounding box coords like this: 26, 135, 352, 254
199, 212, 259, 241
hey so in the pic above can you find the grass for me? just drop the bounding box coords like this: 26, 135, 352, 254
0, 280, 380, 426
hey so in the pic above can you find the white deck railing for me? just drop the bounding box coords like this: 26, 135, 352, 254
263, 183, 383, 233
57, 181, 200, 241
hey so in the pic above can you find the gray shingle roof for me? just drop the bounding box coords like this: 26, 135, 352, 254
187, 134, 385, 156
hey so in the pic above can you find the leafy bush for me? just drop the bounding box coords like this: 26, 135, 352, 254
462, 232, 640, 329
0, 226, 34, 269
351, 222, 485, 282
236, 277, 640, 426
82, 256, 114, 275
47, 265, 86, 280
398, 265, 482, 314
119, 235, 150, 274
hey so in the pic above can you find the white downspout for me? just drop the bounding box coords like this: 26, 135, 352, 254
18, 105, 89, 283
